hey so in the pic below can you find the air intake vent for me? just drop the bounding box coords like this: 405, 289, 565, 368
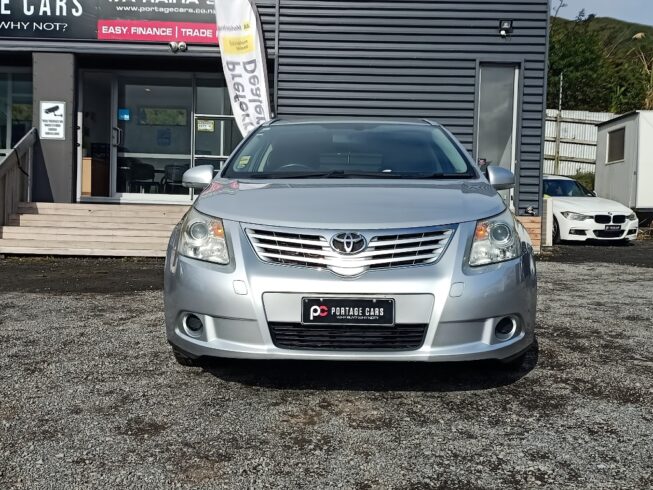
268, 323, 428, 351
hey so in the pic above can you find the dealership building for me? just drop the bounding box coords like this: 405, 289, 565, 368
0, 0, 549, 252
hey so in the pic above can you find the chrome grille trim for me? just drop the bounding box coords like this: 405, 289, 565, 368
244, 224, 456, 276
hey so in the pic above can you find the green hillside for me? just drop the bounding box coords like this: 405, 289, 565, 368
548, 15, 653, 112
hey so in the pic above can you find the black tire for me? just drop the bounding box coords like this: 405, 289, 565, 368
172, 347, 201, 367
552, 218, 561, 244
499, 350, 528, 368
498, 338, 538, 370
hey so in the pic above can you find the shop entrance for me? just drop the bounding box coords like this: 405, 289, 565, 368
78, 71, 241, 203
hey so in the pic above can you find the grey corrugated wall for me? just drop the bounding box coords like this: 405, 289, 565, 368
255, 0, 549, 216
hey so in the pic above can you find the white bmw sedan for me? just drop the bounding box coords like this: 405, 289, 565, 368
544, 175, 638, 243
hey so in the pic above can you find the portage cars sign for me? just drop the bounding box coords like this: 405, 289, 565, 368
0, 0, 218, 44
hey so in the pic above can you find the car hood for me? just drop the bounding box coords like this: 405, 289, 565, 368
194, 179, 506, 229
550, 196, 631, 214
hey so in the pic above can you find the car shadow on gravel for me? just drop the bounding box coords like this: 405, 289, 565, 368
202, 342, 538, 392
539, 239, 653, 268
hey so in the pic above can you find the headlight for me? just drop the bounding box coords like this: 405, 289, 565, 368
469, 209, 522, 267
561, 211, 592, 221
627, 212, 637, 221
178, 208, 229, 264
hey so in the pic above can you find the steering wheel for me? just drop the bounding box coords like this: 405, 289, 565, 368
276, 163, 313, 171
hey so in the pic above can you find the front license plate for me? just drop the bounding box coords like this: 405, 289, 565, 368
605, 225, 622, 231
302, 297, 395, 326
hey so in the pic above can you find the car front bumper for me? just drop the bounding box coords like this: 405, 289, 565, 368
558, 216, 638, 241
164, 220, 537, 362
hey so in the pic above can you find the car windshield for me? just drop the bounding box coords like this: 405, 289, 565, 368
221, 122, 476, 179
543, 179, 590, 197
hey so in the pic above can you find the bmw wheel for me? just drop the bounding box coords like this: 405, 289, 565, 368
553, 218, 561, 244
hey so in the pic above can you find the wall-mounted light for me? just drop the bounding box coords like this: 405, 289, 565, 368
499, 20, 513, 38
169, 41, 188, 53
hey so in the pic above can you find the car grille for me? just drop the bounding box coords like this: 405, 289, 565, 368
594, 215, 611, 224
612, 215, 626, 224
268, 322, 428, 351
244, 224, 455, 276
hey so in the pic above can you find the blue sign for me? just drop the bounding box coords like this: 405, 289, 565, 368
118, 108, 131, 121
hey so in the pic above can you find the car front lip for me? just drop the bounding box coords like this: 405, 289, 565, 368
164, 220, 537, 362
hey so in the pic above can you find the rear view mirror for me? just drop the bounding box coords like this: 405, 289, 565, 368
486, 166, 515, 191
182, 165, 214, 190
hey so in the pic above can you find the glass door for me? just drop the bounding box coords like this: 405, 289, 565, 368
476, 64, 519, 205
114, 74, 193, 200
193, 77, 242, 172
80, 72, 113, 198
0, 71, 33, 159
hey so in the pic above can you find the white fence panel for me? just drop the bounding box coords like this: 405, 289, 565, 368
544, 110, 615, 176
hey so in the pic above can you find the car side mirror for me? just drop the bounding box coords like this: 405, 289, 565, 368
182, 165, 214, 190
486, 166, 515, 191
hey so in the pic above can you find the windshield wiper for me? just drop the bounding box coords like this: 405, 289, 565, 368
245, 170, 402, 179
243, 170, 475, 180
411, 172, 476, 179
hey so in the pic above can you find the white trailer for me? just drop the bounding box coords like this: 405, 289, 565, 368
596, 111, 653, 217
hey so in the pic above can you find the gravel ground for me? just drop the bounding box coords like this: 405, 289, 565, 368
1, 242, 652, 489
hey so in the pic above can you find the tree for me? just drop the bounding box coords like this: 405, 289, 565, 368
548, 13, 614, 111
630, 33, 653, 109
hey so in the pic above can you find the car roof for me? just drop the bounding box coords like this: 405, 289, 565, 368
266, 118, 442, 128
543, 175, 575, 181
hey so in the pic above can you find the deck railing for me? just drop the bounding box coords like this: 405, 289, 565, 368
0, 129, 39, 226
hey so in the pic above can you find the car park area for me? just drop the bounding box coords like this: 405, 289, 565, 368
0, 242, 651, 488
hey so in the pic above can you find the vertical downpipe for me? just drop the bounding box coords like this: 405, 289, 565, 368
273, 0, 280, 116
554, 73, 564, 175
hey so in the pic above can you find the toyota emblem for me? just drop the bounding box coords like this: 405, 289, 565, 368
330, 232, 367, 255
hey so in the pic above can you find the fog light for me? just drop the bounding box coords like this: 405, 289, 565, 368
495, 317, 517, 341
185, 314, 203, 332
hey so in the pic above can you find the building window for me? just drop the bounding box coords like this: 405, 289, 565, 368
607, 128, 625, 163
0, 70, 33, 155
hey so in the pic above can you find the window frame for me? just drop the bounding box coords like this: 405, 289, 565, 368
606, 127, 626, 164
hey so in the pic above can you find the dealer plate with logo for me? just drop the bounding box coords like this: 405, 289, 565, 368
301, 298, 395, 326
605, 225, 622, 231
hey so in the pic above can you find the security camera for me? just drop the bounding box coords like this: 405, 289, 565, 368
500, 29, 508, 38
178, 41, 188, 52
169, 41, 179, 53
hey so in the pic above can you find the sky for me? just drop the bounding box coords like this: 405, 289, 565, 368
558, 0, 653, 26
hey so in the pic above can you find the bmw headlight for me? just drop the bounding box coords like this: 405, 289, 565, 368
627, 212, 637, 221
561, 211, 592, 221
469, 209, 522, 266
178, 208, 229, 264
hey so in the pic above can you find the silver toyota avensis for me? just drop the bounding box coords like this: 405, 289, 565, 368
164, 120, 537, 367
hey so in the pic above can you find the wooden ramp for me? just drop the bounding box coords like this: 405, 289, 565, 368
0, 202, 188, 257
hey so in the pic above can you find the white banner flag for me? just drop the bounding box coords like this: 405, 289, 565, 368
214, 0, 272, 136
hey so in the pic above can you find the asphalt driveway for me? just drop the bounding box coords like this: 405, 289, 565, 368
1, 242, 652, 488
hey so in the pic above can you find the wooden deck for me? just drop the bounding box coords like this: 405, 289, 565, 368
0, 202, 188, 257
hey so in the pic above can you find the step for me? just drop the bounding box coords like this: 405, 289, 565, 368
18, 202, 189, 213
0, 230, 171, 244
0, 238, 169, 251
17, 203, 189, 218
0, 226, 172, 238
10, 215, 181, 227
0, 245, 166, 257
